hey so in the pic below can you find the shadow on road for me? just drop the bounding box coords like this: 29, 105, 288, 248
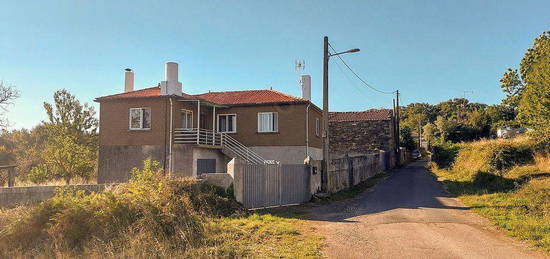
265, 160, 470, 223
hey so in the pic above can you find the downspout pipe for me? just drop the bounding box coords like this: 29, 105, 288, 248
305, 102, 311, 158
168, 97, 174, 176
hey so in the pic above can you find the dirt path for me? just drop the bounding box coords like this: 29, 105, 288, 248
303, 160, 546, 259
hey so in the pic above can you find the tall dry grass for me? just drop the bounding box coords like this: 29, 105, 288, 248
0, 160, 243, 258
535, 153, 550, 173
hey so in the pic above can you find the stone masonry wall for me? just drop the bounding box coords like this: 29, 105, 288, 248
329, 119, 394, 156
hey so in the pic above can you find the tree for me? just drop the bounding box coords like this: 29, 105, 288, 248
422, 123, 437, 147
28, 135, 95, 184
400, 103, 437, 131
500, 69, 524, 108
435, 116, 454, 141
43, 89, 98, 147
0, 125, 49, 180
399, 127, 416, 151
516, 31, 550, 147
27, 89, 99, 184
0, 82, 19, 128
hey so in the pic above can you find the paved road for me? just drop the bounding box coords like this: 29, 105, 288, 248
305, 160, 546, 259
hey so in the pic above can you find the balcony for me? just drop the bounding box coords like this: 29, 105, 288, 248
173, 128, 267, 164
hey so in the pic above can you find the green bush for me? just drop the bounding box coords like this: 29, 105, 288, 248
488, 143, 533, 174
431, 140, 460, 169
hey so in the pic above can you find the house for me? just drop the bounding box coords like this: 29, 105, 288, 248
329, 109, 396, 157
94, 62, 323, 183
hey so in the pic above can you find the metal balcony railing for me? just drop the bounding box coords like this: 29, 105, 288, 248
173, 128, 267, 165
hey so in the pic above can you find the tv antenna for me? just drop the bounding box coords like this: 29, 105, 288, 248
295, 60, 305, 74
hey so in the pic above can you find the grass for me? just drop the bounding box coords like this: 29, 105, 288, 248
430, 138, 550, 253
190, 214, 324, 258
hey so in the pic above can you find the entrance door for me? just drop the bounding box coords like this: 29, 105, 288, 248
197, 159, 216, 174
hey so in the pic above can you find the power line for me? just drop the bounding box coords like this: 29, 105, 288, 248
329, 43, 396, 95
332, 55, 373, 98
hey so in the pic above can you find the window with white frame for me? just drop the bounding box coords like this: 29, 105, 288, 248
217, 114, 236, 133
257, 112, 278, 133
315, 118, 320, 137
181, 109, 193, 129
129, 108, 151, 130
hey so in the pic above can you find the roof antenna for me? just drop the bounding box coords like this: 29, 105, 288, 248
295, 60, 305, 73
295, 59, 305, 93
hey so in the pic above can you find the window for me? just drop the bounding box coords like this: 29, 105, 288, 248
315, 118, 320, 137
258, 112, 278, 133
129, 108, 151, 130
217, 114, 236, 133
181, 109, 193, 129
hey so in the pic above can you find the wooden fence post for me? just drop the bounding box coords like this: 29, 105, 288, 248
8, 167, 15, 187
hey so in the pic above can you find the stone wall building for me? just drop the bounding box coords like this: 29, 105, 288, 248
329, 109, 396, 157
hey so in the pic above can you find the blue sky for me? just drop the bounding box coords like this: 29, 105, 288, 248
1, 0, 549, 129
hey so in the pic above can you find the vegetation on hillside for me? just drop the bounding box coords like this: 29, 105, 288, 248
0, 160, 323, 258
430, 138, 549, 253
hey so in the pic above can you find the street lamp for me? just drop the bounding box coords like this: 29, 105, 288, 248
321, 36, 360, 193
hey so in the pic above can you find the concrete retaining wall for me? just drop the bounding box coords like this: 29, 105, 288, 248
0, 184, 106, 208
327, 153, 386, 193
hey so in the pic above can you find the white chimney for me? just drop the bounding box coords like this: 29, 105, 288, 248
160, 62, 182, 95
300, 75, 311, 101
124, 68, 134, 92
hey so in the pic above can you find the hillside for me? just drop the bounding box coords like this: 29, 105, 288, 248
430, 137, 550, 253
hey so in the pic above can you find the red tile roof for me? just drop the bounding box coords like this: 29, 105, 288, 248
95, 87, 308, 106
95, 86, 198, 101
329, 109, 393, 122
194, 89, 306, 106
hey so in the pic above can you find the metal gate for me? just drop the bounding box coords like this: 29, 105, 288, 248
236, 163, 311, 209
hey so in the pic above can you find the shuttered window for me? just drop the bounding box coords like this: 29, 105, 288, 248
257, 112, 278, 133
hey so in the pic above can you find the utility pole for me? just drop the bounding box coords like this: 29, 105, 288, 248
321, 36, 329, 193
418, 119, 422, 150
396, 90, 401, 164
321, 36, 360, 192
393, 98, 397, 153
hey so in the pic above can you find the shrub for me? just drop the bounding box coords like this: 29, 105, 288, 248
0, 160, 243, 257
431, 140, 460, 169
488, 143, 533, 174
441, 138, 535, 179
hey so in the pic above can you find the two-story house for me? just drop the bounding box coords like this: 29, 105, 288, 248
95, 62, 322, 183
